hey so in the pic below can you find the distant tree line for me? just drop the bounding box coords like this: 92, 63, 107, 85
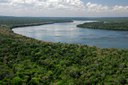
77, 21, 128, 31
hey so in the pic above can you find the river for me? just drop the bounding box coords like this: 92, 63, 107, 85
12, 21, 128, 48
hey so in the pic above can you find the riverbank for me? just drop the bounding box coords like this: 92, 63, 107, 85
13, 20, 128, 48
10, 22, 54, 29
10, 21, 73, 29
0, 17, 128, 84
77, 21, 128, 31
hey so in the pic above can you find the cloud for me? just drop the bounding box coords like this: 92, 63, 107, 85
0, 0, 85, 17
113, 5, 128, 12
86, 2, 109, 12
0, 0, 9, 3
8, 0, 85, 10
0, 0, 128, 17
85, 2, 128, 13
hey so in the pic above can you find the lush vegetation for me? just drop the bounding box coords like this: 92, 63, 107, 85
93, 17, 128, 22
77, 20, 128, 31
0, 16, 73, 28
0, 17, 128, 84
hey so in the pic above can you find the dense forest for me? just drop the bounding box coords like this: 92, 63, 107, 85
0, 17, 128, 84
77, 21, 128, 31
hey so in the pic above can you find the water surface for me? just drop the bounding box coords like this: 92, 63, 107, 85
12, 21, 128, 48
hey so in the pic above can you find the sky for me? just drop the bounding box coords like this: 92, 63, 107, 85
0, 0, 128, 17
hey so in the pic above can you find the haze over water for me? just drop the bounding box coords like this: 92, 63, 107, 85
13, 21, 128, 48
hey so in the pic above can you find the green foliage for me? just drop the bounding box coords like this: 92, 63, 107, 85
0, 16, 72, 28
77, 21, 128, 31
28, 77, 40, 85
11, 76, 23, 85
0, 17, 128, 84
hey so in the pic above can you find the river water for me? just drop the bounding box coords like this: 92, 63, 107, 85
12, 21, 128, 48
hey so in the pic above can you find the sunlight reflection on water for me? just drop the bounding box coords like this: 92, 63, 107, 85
13, 21, 128, 48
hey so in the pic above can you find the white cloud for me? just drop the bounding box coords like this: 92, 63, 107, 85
8, 0, 85, 10
86, 2, 109, 12
0, 0, 128, 17
0, 0, 85, 17
113, 5, 128, 12
84, 2, 128, 17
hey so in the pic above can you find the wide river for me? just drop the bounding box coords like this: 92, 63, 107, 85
12, 21, 128, 48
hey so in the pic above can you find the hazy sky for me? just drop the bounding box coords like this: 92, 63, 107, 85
0, 0, 128, 17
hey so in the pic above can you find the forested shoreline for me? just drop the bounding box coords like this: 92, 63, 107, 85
77, 21, 128, 31
0, 17, 128, 84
